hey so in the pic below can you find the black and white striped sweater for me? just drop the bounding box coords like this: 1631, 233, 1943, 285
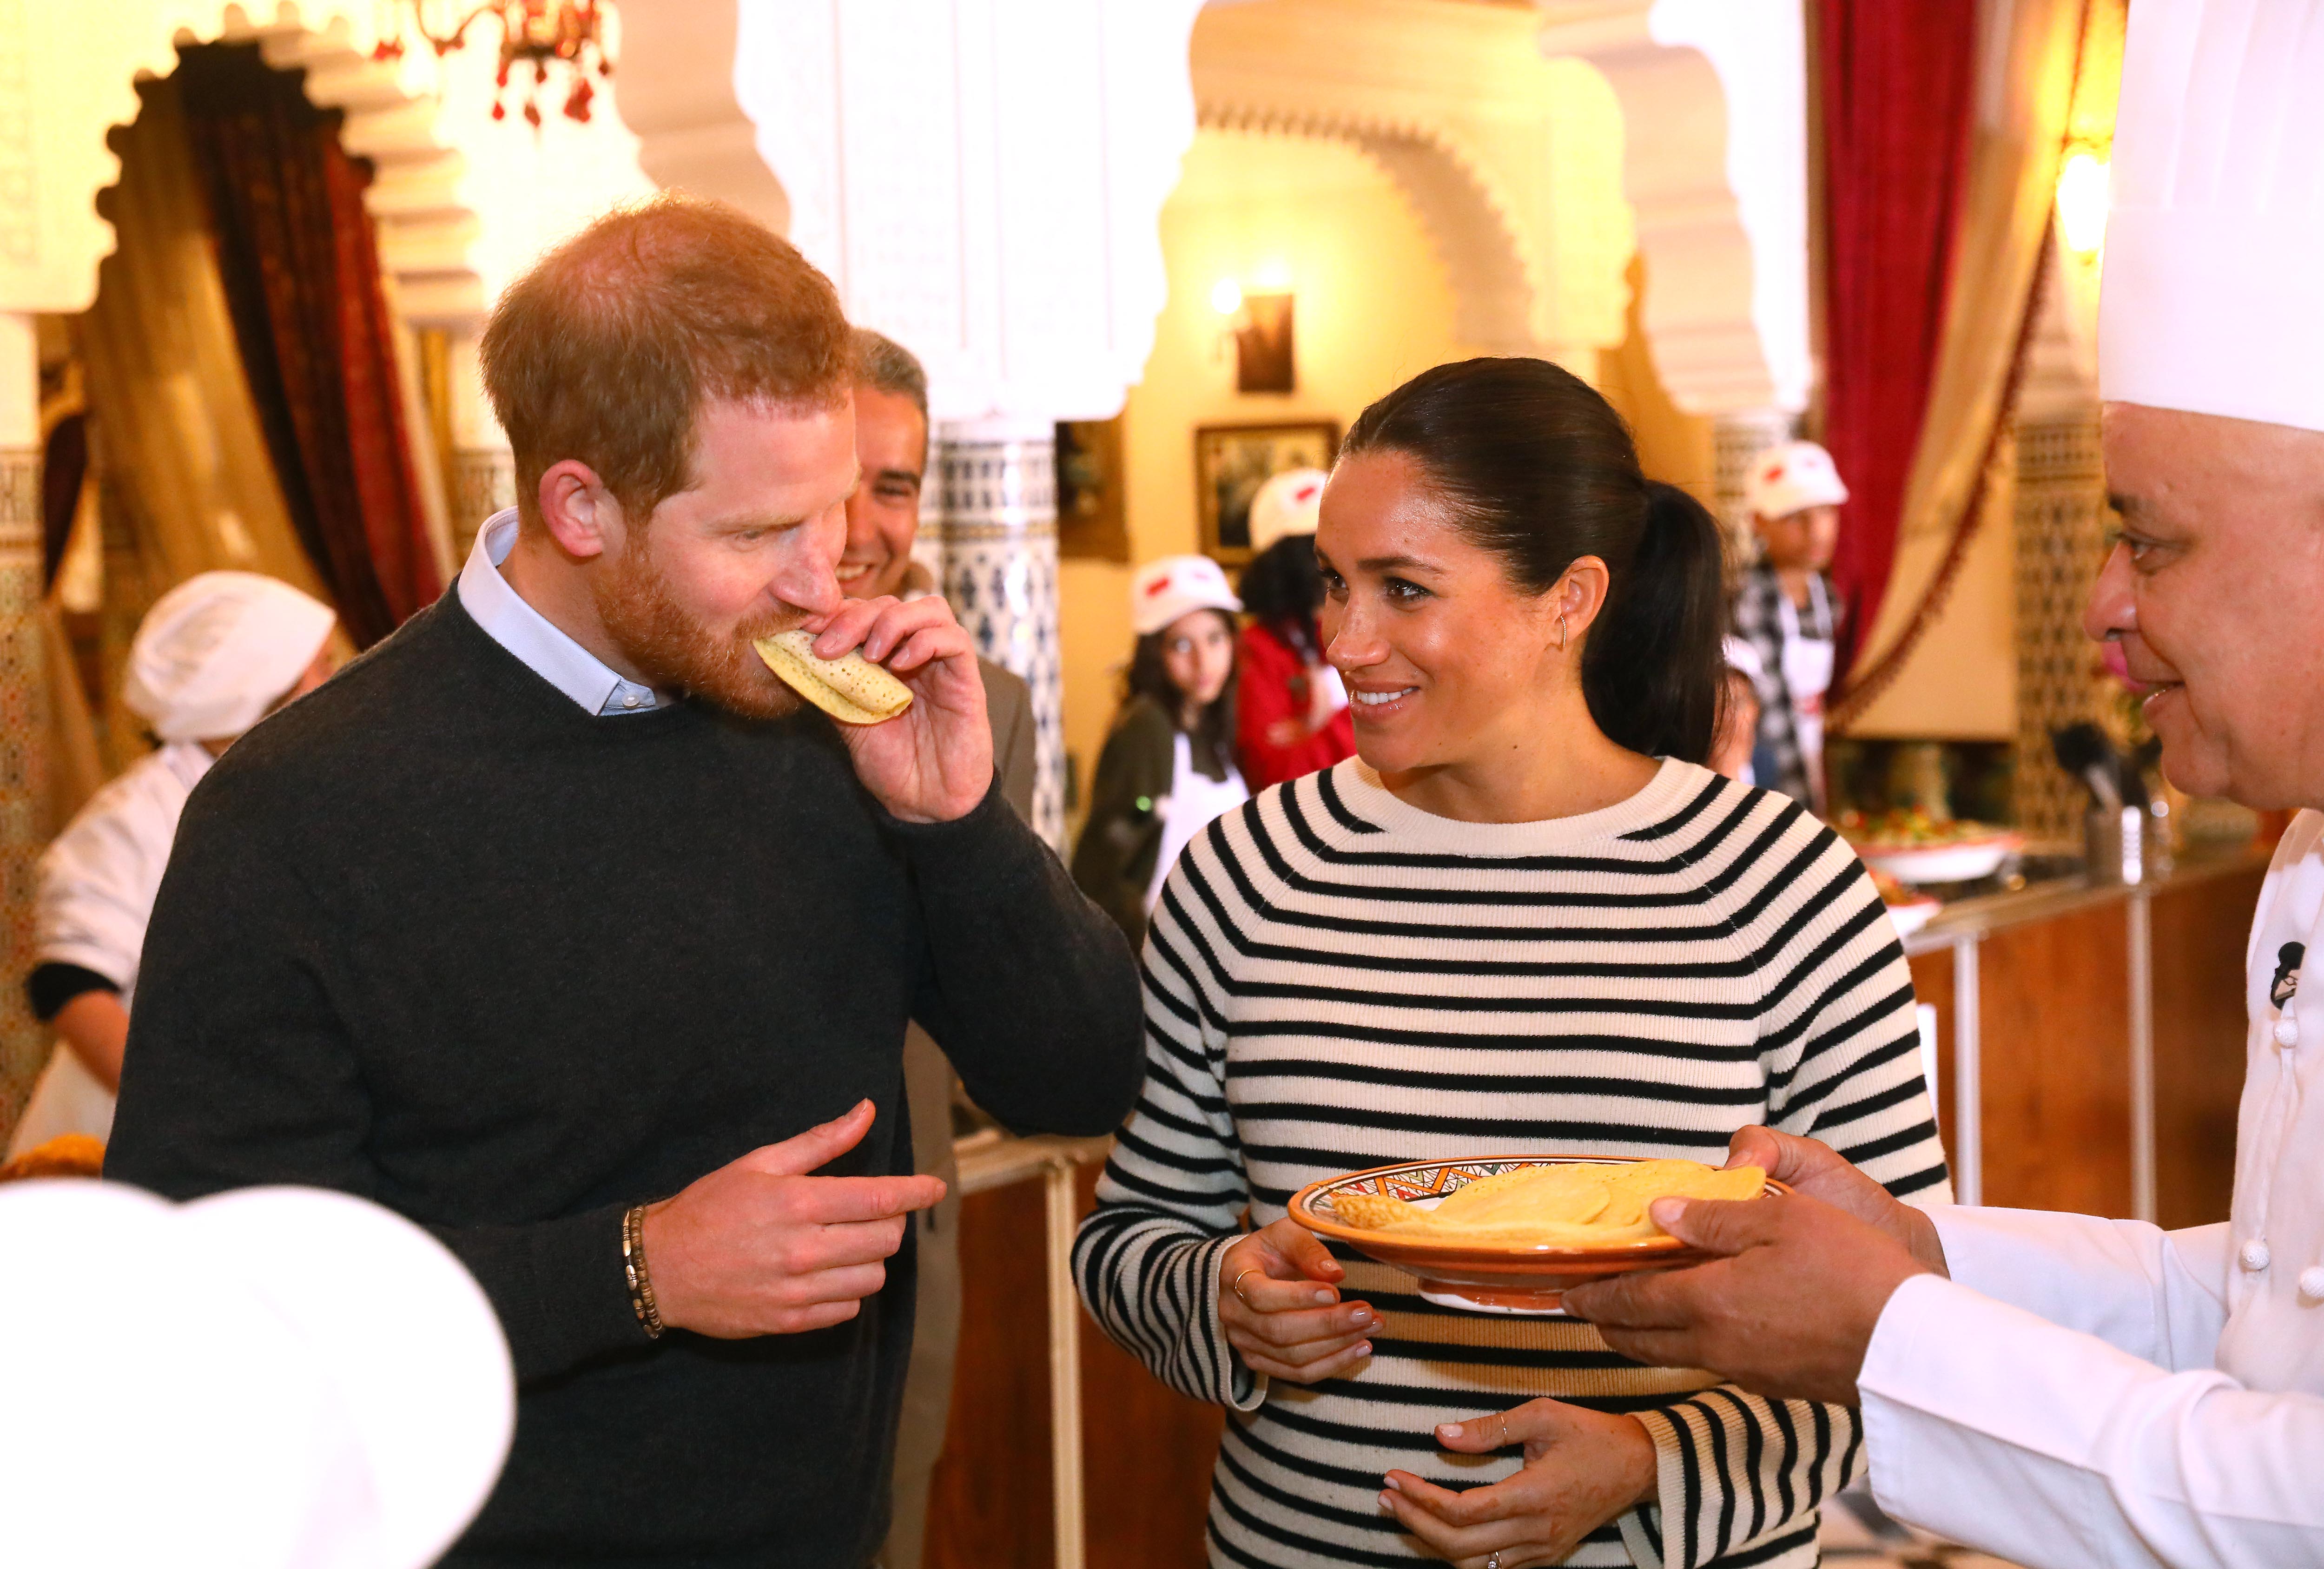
1073, 758, 1949, 1569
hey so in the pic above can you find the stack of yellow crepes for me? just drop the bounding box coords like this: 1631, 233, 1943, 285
1329, 1158, 1765, 1246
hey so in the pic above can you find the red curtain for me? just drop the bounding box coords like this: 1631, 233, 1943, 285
1817, 1, 1981, 680
174, 43, 440, 648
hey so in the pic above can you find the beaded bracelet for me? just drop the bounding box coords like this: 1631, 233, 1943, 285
622, 1202, 666, 1339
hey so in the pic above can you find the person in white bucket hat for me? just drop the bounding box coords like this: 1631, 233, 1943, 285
1565, 4, 2324, 1563
1235, 468, 1356, 791
1731, 440, 1849, 810
4, 571, 335, 1163
0, 1178, 513, 1568
1071, 555, 1249, 942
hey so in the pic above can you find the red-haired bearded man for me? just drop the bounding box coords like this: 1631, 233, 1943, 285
105, 197, 1143, 1569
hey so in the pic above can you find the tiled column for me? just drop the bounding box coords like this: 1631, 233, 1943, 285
934, 418, 1064, 851
0, 312, 50, 1142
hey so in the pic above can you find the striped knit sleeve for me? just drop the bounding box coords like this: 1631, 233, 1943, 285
1749, 809, 1952, 1203
1619, 798, 1951, 1569
1071, 853, 1260, 1410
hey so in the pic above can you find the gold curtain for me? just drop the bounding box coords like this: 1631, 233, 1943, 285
1834, 0, 2087, 733
77, 74, 341, 770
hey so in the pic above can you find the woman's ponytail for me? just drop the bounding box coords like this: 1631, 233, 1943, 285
1342, 358, 1731, 766
1581, 481, 1727, 765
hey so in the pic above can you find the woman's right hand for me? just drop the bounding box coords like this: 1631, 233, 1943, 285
1218, 1219, 1375, 1383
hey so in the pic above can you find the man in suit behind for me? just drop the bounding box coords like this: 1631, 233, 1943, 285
842, 328, 1036, 1569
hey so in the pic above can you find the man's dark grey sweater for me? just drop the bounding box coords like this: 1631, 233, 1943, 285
104, 591, 1143, 1568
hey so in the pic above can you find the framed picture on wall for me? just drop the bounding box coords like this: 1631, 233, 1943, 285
1055, 417, 1129, 562
1194, 419, 1338, 566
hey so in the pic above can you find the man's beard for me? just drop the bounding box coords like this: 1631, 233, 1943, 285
594, 545, 802, 720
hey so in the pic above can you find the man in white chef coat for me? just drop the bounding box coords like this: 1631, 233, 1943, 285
1562, 3, 2324, 1565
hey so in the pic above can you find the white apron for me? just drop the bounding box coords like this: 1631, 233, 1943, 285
4, 744, 211, 1161
1854, 809, 2324, 1567
1142, 732, 1249, 914
1776, 579, 1835, 812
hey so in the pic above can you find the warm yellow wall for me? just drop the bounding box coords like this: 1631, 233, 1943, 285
1060, 126, 1481, 800
1597, 254, 1717, 505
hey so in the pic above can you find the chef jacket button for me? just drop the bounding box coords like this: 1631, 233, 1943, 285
2274, 1016, 2300, 1048
2301, 1266, 2324, 1303
2241, 1239, 2272, 1272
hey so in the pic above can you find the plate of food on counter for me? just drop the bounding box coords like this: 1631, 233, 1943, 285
1870, 867, 1943, 939
1288, 1154, 1783, 1315
1842, 806, 2025, 886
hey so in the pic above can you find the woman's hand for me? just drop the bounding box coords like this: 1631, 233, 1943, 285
1218, 1218, 1374, 1383
1380, 1399, 1658, 1568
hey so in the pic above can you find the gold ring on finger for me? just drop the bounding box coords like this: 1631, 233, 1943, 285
1232, 1267, 1262, 1306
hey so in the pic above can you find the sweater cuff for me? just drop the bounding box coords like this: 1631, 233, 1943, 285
872, 770, 1007, 842
436, 1202, 650, 1384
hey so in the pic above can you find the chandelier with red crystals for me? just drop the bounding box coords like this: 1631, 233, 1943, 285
374, 0, 614, 126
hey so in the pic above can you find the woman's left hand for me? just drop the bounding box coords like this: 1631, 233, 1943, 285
1380, 1398, 1658, 1568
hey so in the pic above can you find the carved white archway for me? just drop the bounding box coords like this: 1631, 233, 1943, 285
1534, 0, 1812, 417
1190, 0, 1634, 371
0, 2, 486, 322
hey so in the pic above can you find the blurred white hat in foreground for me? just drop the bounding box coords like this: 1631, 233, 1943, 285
2099, 0, 2324, 433
0, 1180, 513, 1569
121, 571, 337, 744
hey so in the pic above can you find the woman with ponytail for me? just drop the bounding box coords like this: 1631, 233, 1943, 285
1076, 358, 1947, 1569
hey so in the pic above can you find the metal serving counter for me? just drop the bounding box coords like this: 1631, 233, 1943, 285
1900, 840, 2271, 1216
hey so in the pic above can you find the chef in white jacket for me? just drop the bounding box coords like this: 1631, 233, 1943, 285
1558, 3, 2324, 1565
4, 571, 334, 1160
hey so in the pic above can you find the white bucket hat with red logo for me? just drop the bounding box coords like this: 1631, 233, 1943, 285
1743, 441, 1849, 522
1247, 468, 1329, 554
1132, 554, 1242, 638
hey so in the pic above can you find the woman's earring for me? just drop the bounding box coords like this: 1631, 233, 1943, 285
1558, 615, 1569, 653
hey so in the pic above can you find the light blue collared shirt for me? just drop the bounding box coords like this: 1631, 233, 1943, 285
456, 508, 668, 716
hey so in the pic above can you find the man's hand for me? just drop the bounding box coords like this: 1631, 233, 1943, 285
1722, 1126, 1947, 1270
642, 1100, 945, 1338
1560, 1190, 1930, 1407
1218, 1219, 1374, 1383
1380, 1399, 1657, 1568
802, 595, 992, 824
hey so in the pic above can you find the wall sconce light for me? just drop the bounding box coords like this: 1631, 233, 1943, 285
2056, 146, 2110, 256
1212, 277, 1295, 395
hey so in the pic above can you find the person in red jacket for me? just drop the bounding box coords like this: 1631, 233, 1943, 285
1234, 468, 1354, 790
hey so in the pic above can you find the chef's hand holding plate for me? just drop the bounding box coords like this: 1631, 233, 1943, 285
1218, 1218, 1375, 1383
804, 595, 992, 824
1560, 1127, 1947, 1406
642, 1100, 944, 1338
1380, 1399, 1657, 1569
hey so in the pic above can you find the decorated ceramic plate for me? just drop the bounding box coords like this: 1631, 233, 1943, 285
1287, 1154, 1787, 1317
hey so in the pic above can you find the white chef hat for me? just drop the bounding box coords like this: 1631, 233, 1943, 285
0, 1180, 513, 1569
123, 571, 337, 743
2099, 0, 2324, 432
1248, 468, 1329, 554
1743, 441, 1849, 521
1132, 554, 1242, 638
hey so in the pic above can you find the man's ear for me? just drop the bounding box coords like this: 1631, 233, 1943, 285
537, 461, 622, 561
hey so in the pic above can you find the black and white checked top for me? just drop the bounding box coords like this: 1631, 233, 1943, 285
1073, 758, 1949, 1569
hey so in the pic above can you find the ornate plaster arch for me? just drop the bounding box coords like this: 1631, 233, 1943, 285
0, 1, 483, 321
1198, 99, 1542, 356
1534, 0, 1812, 416
1188, 0, 1635, 370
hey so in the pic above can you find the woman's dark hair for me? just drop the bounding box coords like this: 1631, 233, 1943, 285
1237, 533, 1327, 659
1124, 609, 1239, 777
1339, 357, 1727, 764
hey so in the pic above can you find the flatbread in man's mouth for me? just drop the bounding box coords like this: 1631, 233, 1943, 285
752, 630, 914, 725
